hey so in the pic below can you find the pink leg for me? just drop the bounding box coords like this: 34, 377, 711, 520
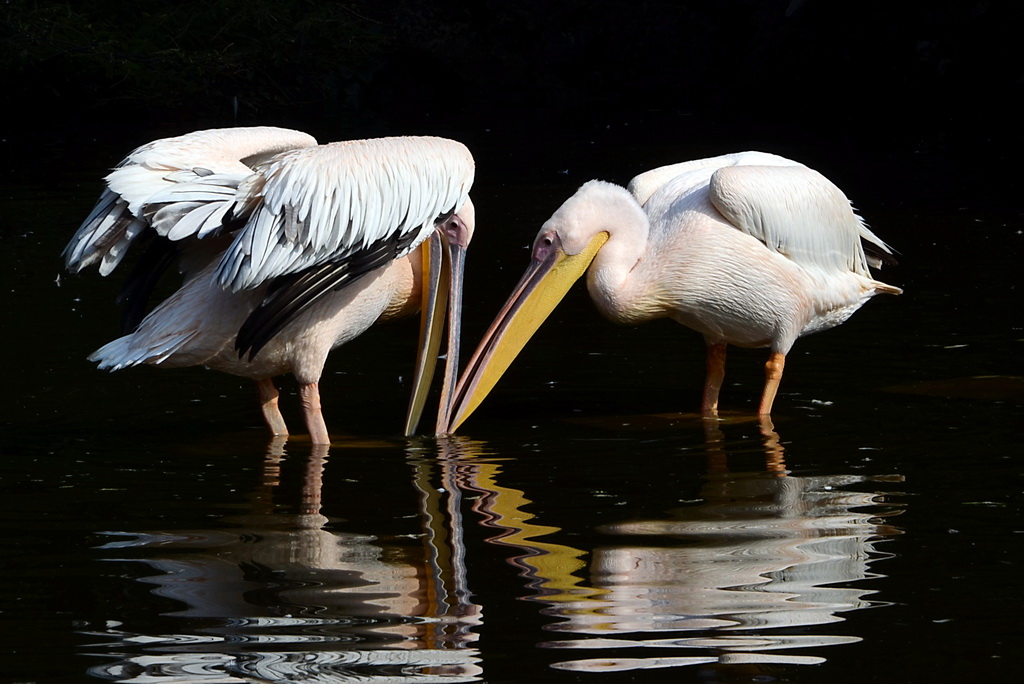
702, 342, 727, 416
759, 352, 786, 415
299, 382, 331, 445
256, 378, 289, 436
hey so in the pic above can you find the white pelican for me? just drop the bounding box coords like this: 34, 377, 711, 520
444, 151, 900, 432
65, 127, 476, 443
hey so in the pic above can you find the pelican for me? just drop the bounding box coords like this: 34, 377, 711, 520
65, 127, 475, 443
444, 151, 900, 432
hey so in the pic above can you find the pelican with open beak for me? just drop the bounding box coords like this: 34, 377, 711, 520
66, 128, 476, 443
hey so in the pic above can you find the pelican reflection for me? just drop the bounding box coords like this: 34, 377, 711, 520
540, 419, 904, 673
84, 439, 483, 683
80, 423, 904, 681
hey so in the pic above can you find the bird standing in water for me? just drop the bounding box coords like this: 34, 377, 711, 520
65, 127, 476, 443
444, 151, 900, 432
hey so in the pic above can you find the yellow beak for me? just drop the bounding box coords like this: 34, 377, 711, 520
404, 221, 469, 436
443, 231, 608, 433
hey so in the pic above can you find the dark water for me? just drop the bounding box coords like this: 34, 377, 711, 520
1, 128, 1020, 683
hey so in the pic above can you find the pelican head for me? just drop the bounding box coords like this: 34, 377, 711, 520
441, 182, 651, 433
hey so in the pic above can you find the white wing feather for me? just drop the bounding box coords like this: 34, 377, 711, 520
64, 127, 318, 275
635, 151, 894, 277
215, 137, 475, 292
628, 151, 797, 206
709, 164, 873, 275
89, 329, 201, 371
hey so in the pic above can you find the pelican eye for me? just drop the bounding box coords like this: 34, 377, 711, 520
532, 231, 561, 260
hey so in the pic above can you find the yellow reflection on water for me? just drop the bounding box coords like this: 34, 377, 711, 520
426, 436, 605, 605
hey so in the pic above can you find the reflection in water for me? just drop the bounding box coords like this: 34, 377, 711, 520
425, 438, 602, 605
82, 421, 904, 680
84, 439, 483, 682
534, 419, 905, 673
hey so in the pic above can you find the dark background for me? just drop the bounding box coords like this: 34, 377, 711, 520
0, 5, 1021, 681
2, 0, 1020, 214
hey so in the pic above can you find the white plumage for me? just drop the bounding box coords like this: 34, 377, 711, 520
215, 138, 472, 291
66, 127, 476, 443
445, 151, 900, 432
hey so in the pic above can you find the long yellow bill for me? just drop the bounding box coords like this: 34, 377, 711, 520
435, 238, 466, 434
404, 216, 470, 436
443, 231, 608, 433
404, 232, 448, 436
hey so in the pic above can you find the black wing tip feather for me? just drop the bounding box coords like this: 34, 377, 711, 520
865, 242, 899, 268
115, 231, 179, 334
234, 263, 355, 361
235, 227, 424, 361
